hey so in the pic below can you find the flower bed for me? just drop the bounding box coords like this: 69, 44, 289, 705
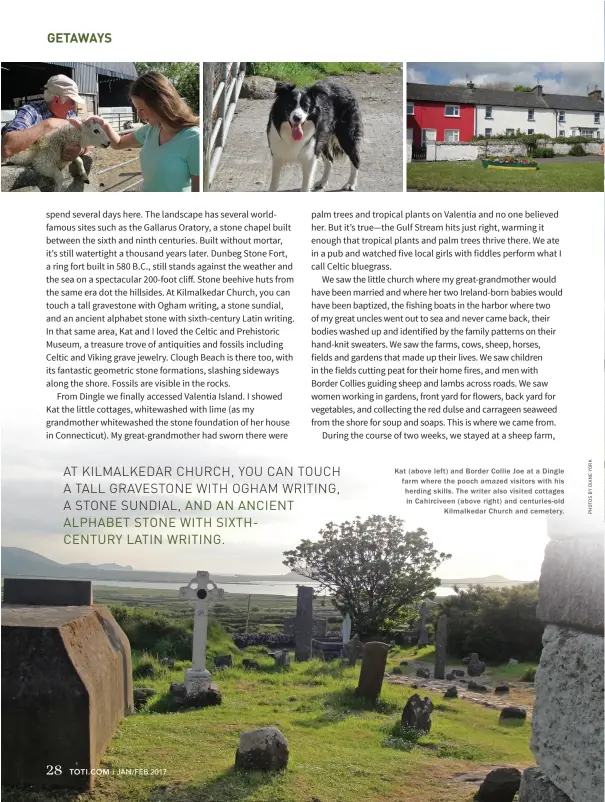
482, 156, 538, 171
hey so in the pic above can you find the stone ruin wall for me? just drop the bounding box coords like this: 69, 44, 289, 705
519, 531, 604, 802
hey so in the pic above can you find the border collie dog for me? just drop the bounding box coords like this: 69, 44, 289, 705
267, 80, 363, 192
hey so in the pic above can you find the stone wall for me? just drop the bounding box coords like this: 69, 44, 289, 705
419, 138, 603, 162
519, 527, 604, 802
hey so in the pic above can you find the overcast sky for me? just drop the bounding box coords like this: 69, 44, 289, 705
407, 62, 604, 96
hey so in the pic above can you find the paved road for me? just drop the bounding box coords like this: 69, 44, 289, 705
210, 72, 403, 192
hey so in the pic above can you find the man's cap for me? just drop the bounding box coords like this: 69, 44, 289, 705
44, 75, 84, 105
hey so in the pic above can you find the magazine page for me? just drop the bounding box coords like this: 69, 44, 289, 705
1, 7, 603, 802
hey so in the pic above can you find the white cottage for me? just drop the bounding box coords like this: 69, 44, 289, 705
472, 84, 603, 139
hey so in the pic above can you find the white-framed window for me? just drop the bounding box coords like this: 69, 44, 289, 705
407, 102, 414, 115
444, 129, 459, 143
528, 129, 535, 135
528, 109, 535, 121
559, 130, 565, 137
421, 129, 437, 144
558, 111, 566, 123
485, 105, 493, 119
444, 104, 460, 117
485, 128, 492, 138
579, 128, 596, 138
505, 129, 515, 136
594, 112, 601, 124
406, 127, 413, 141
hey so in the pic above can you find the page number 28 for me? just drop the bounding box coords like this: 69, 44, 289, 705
47, 766, 63, 775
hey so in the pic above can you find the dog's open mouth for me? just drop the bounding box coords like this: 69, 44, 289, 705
290, 122, 304, 141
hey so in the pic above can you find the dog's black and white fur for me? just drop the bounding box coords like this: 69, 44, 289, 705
267, 80, 363, 192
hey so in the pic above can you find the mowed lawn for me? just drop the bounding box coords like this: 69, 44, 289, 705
407, 159, 604, 191
4, 653, 533, 802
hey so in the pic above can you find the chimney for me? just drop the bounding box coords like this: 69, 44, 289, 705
532, 85, 543, 97
466, 81, 475, 91
588, 88, 602, 101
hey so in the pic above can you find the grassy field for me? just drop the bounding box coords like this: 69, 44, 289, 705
5, 645, 533, 802
93, 584, 340, 634
247, 62, 401, 86
407, 159, 604, 192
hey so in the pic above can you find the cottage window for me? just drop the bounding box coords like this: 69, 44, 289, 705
407, 102, 414, 115
421, 129, 437, 144
528, 109, 535, 121
444, 105, 460, 117
579, 128, 596, 138
528, 129, 535, 135
558, 130, 565, 137
485, 106, 493, 119
594, 113, 601, 124
444, 129, 459, 143
505, 129, 515, 136
406, 127, 413, 141
558, 111, 566, 123
485, 128, 492, 138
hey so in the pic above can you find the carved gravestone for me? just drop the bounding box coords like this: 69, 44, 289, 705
434, 615, 447, 679
467, 652, 486, 676
2, 579, 133, 791
345, 634, 364, 667
417, 601, 429, 647
294, 586, 314, 662
355, 641, 389, 700
401, 693, 434, 732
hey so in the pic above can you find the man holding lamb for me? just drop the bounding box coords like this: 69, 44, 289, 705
1, 74, 86, 162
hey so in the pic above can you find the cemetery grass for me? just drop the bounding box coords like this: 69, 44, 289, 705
407, 159, 605, 191
4, 654, 533, 802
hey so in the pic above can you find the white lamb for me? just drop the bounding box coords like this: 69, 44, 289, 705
7, 118, 110, 192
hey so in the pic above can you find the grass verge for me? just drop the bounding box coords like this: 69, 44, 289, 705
407, 159, 604, 191
247, 62, 401, 85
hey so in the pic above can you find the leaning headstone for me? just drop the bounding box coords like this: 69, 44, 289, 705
273, 650, 291, 668
452, 669, 465, 677
494, 685, 510, 694
355, 641, 389, 699
401, 693, 434, 732
294, 585, 314, 662
444, 686, 458, 698
468, 680, 488, 691
242, 658, 260, 670
235, 727, 289, 771
214, 654, 233, 668
434, 614, 447, 679
446, 671, 456, 681
476, 767, 522, 802
416, 667, 430, 679
417, 601, 429, 646
345, 634, 364, 667
467, 653, 486, 676
2, 581, 133, 791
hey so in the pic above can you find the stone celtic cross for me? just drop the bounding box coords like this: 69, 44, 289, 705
179, 571, 224, 692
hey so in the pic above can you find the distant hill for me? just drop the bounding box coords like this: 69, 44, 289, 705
68, 562, 133, 571
1, 547, 535, 587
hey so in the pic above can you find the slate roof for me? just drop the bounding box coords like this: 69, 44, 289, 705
407, 83, 604, 112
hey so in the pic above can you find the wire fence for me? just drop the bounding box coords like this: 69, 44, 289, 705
203, 62, 246, 190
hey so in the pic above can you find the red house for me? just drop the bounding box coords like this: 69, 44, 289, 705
407, 83, 475, 146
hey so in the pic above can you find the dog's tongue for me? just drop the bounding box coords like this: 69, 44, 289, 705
291, 124, 303, 141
